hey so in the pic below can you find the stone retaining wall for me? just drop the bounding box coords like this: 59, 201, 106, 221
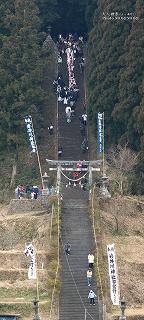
112, 316, 144, 320
8, 196, 50, 214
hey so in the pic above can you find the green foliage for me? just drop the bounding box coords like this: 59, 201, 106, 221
37, 0, 88, 35
87, 0, 144, 193
87, 0, 144, 151
36, 0, 60, 31
128, 158, 144, 195
0, 0, 88, 161
0, 0, 48, 159
112, 1, 144, 149
85, 0, 97, 29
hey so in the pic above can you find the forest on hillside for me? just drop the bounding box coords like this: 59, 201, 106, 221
87, 0, 144, 194
0, 0, 143, 194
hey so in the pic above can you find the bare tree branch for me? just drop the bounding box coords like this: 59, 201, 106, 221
107, 144, 139, 194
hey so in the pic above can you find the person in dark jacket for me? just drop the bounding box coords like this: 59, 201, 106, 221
65, 242, 71, 255
48, 123, 54, 135
58, 146, 63, 158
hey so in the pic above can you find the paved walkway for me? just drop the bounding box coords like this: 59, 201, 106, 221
58, 54, 100, 320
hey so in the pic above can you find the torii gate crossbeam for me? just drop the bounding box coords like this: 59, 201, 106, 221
45, 158, 102, 197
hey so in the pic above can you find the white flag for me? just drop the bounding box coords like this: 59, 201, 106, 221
24, 243, 34, 257
24, 244, 37, 280
28, 259, 37, 280
107, 244, 119, 305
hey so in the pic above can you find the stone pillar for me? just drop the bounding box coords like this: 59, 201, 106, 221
89, 165, 93, 200
42, 172, 49, 195
57, 164, 61, 195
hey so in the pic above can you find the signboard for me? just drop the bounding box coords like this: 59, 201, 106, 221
107, 243, 119, 305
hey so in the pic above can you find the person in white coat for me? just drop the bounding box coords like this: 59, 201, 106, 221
65, 106, 71, 115
82, 113, 87, 125
88, 252, 94, 268
65, 106, 72, 123
88, 290, 97, 305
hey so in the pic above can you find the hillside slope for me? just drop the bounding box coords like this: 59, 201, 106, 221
0, 203, 59, 320
93, 193, 144, 319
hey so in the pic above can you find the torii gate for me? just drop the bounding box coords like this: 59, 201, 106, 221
45, 159, 102, 196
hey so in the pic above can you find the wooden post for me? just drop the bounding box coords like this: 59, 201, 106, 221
50, 204, 54, 241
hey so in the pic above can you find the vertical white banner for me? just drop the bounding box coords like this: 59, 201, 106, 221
107, 244, 119, 305
28, 258, 37, 280
24, 244, 37, 280
24, 115, 37, 153
97, 112, 104, 153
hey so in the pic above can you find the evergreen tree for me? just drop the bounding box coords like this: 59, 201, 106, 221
87, 0, 143, 146
85, 0, 98, 30
36, 0, 59, 32
112, 0, 144, 150
0, 0, 47, 156
87, 0, 144, 194
52, 0, 88, 36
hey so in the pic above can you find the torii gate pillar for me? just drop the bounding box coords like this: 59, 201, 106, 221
57, 164, 61, 195
89, 165, 93, 199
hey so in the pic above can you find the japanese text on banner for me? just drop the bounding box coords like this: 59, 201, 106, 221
97, 112, 103, 153
107, 243, 119, 305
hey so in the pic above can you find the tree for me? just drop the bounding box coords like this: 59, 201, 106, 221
87, 0, 144, 147
36, 0, 59, 32
52, 0, 88, 36
107, 144, 138, 194
85, 0, 97, 30
87, 0, 135, 145
0, 0, 48, 186
112, 0, 144, 150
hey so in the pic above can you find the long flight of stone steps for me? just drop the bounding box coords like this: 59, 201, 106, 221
58, 46, 101, 319
58, 53, 87, 161
59, 189, 100, 320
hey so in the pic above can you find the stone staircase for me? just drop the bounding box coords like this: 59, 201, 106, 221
58, 54, 88, 162
58, 52, 100, 320
59, 188, 100, 320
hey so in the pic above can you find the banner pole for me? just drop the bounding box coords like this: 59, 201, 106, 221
36, 273, 39, 301
35, 247, 39, 301
36, 148, 44, 190
31, 117, 44, 189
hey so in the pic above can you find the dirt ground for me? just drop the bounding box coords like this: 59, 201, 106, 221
97, 195, 144, 319
0, 204, 58, 320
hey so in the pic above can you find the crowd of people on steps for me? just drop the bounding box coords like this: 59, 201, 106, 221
53, 33, 88, 156
55, 34, 96, 309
